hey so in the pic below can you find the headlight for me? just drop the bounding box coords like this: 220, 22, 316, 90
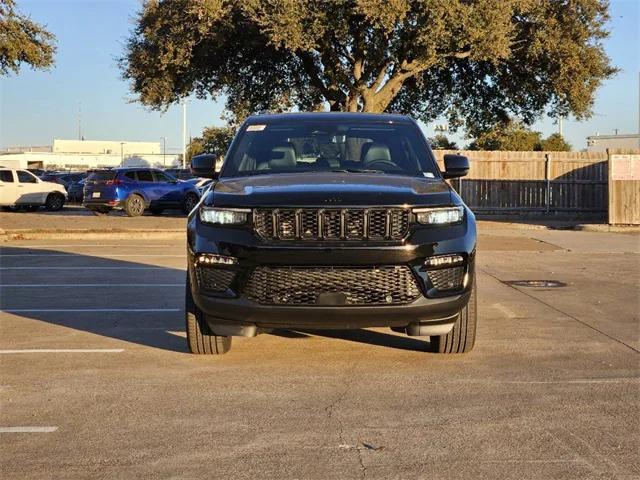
199, 207, 250, 225
413, 206, 464, 225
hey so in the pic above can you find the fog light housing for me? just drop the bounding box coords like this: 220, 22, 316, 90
424, 254, 464, 268
195, 253, 237, 266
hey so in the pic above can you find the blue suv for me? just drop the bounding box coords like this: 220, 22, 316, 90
83, 168, 200, 216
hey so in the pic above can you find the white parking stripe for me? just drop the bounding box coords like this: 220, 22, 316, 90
0, 267, 168, 270
0, 349, 123, 354
0, 284, 183, 287
0, 427, 59, 433
0, 244, 177, 248
2, 309, 180, 313
0, 254, 185, 257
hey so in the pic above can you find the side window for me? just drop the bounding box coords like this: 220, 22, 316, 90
124, 171, 137, 181
153, 171, 173, 183
17, 170, 38, 183
0, 170, 14, 182
136, 170, 154, 182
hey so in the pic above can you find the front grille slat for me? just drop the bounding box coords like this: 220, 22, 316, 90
244, 266, 421, 306
254, 208, 409, 241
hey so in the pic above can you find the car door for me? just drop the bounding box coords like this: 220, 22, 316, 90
0, 169, 19, 205
134, 169, 156, 202
152, 170, 179, 205
16, 170, 44, 204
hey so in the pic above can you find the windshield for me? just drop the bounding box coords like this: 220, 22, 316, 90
221, 121, 439, 178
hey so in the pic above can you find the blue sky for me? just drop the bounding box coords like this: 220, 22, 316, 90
1, 0, 638, 152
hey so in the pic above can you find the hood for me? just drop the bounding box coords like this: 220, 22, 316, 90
210, 172, 452, 207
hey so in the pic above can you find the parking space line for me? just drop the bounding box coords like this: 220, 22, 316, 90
0, 284, 183, 287
0, 254, 185, 257
0, 244, 178, 248
0, 267, 168, 270
0, 349, 123, 354
0, 427, 59, 433
2, 308, 181, 313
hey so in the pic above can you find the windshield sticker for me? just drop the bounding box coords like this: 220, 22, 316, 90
246, 124, 266, 132
423, 172, 435, 178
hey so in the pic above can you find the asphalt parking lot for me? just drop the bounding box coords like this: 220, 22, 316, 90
1, 227, 638, 479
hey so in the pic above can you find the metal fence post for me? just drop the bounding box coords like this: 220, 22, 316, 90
545, 153, 551, 214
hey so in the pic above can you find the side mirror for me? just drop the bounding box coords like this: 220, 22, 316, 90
190, 154, 219, 179
443, 154, 469, 179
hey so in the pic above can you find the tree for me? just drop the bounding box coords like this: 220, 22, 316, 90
187, 126, 235, 161
121, 1, 615, 130
539, 133, 572, 152
428, 134, 458, 150
0, 0, 56, 75
467, 120, 542, 151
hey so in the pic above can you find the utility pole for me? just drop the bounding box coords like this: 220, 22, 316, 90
120, 142, 125, 166
182, 101, 187, 169
160, 136, 167, 167
78, 102, 82, 141
558, 116, 563, 137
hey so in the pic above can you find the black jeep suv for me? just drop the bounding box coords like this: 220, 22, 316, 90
186, 113, 476, 355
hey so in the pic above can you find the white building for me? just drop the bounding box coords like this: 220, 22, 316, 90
0, 139, 180, 170
586, 133, 640, 153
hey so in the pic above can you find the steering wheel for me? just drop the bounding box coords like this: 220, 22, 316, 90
365, 159, 398, 170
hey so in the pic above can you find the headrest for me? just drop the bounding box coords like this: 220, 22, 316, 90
362, 142, 391, 164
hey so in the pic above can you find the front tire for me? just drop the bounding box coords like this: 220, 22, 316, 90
431, 273, 477, 354
185, 273, 232, 355
45, 193, 65, 211
182, 193, 198, 214
124, 194, 145, 217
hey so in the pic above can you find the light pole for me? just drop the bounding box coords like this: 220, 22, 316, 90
120, 142, 126, 166
160, 136, 167, 167
181, 100, 187, 169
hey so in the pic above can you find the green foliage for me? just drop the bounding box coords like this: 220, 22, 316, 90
121, 0, 616, 131
467, 120, 541, 151
187, 126, 235, 161
468, 121, 574, 151
428, 134, 458, 150
0, 0, 56, 75
539, 133, 572, 152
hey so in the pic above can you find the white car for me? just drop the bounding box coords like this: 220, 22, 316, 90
0, 167, 67, 211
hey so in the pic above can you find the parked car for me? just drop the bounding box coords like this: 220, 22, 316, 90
67, 178, 85, 203
185, 112, 477, 355
0, 167, 67, 211
40, 172, 85, 191
27, 168, 46, 178
184, 177, 214, 196
83, 167, 200, 216
163, 168, 194, 180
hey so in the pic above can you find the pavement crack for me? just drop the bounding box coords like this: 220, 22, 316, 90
326, 372, 367, 479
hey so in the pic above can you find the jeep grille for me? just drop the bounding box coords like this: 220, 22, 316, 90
253, 208, 410, 241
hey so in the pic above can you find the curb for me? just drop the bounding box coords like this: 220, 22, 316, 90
1, 229, 185, 241
573, 224, 640, 233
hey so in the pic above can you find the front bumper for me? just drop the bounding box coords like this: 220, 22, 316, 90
187, 209, 476, 334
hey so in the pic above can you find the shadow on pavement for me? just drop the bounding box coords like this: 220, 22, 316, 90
1, 245, 432, 354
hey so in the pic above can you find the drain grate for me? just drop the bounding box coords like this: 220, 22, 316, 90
506, 280, 567, 288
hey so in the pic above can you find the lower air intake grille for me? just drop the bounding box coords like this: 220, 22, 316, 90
427, 267, 465, 291
195, 267, 236, 293
244, 266, 421, 306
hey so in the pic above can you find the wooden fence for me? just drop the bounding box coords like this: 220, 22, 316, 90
608, 153, 640, 225
433, 150, 609, 218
